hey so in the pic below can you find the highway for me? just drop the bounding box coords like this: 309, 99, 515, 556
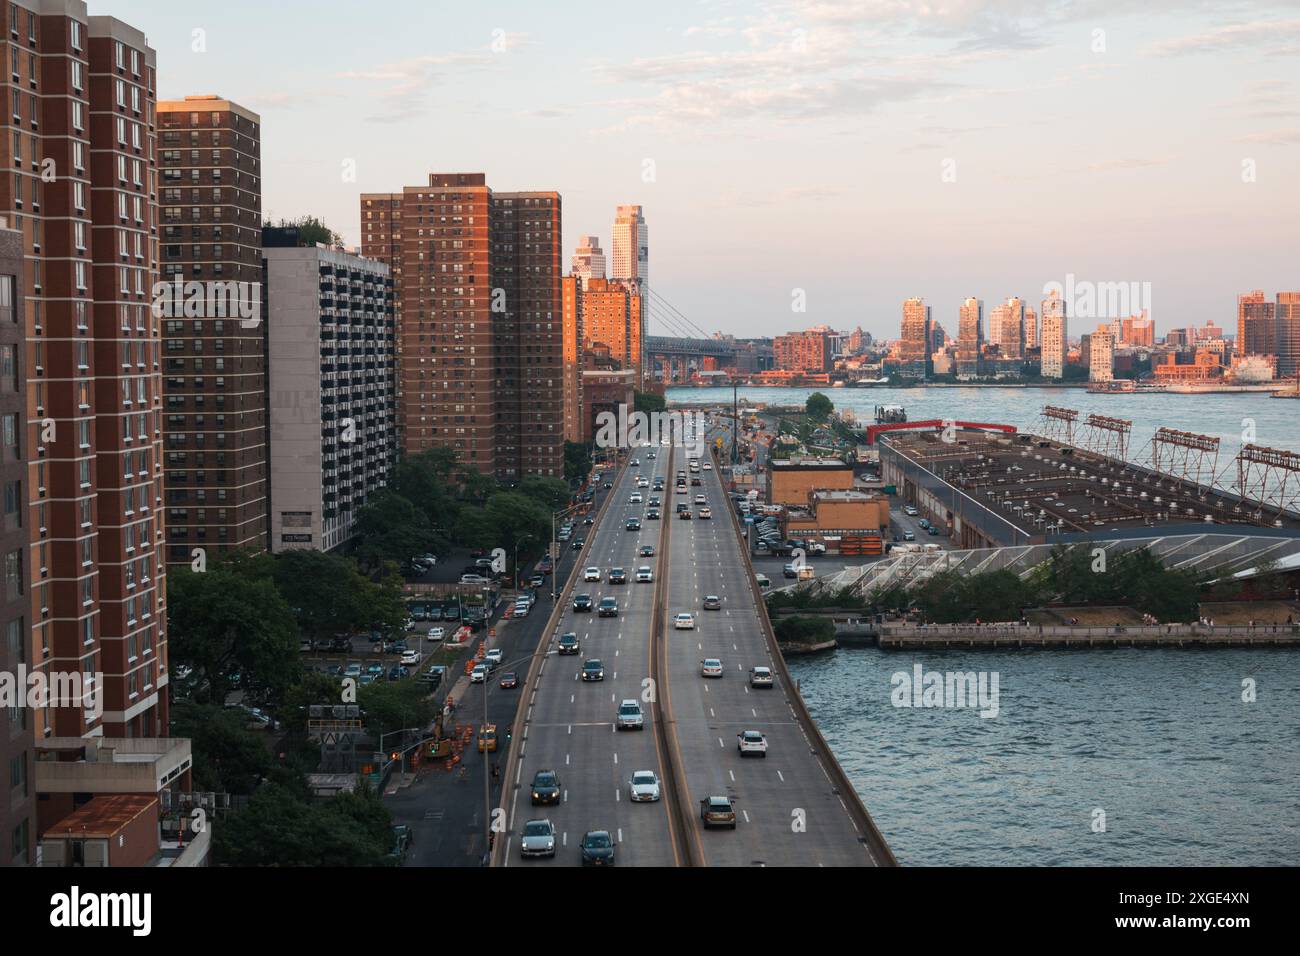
664, 439, 883, 866
502, 446, 679, 866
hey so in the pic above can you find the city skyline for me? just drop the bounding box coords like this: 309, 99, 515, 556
122, 0, 1300, 339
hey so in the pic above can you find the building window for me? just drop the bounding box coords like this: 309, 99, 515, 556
4, 549, 21, 600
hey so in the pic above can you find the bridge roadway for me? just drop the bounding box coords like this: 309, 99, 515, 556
664, 445, 883, 866
502, 446, 678, 866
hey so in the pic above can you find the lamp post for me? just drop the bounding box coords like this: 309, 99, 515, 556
481, 652, 541, 867
550, 500, 590, 603
513, 534, 534, 590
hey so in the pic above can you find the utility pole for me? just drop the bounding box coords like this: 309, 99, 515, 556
732, 381, 738, 466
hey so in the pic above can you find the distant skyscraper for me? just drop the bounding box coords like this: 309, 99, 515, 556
561, 276, 584, 442
956, 298, 983, 377
579, 278, 644, 389
611, 205, 648, 302
1088, 325, 1114, 383
990, 297, 1025, 359
1238, 290, 1276, 357
572, 235, 606, 284
1277, 292, 1300, 378
1024, 305, 1039, 350
773, 329, 832, 373
1041, 290, 1067, 378
898, 297, 931, 375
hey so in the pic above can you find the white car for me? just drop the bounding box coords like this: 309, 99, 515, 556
513, 602, 530, 618
584, 567, 601, 582
674, 613, 696, 630
749, 666, 774, 688
428, 626, 445, 642
703, 463, 713, 471
636, 566, 653, 583
629, 770, 662, 802
400, 650, 421, 666
700, 658, 724, 678
485, 648, 504, 667
737, 730, 769, 757
637, 478, 649, 488
694, 494, 707, 505
470, 665, 487, 683
630, 492, 643, 504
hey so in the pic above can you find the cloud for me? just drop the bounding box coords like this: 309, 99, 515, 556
1147, 18, 1300, 56
1086, 156, 1175, 172
1234, 127, 1300, 145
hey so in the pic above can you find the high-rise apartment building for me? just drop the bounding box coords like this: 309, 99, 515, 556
956, 297, 983, 378
578, 277, 643, 389
1, 5, 167, 743
897, 297, 931, 376
1088, 325, 1114, 383
561, 275, 583, 442
263, 233, 395, 553
1024, 305, 1038, 351
990, 297, 1024, 359
611, 205, 648, 300
773, 328, 832, 373
0, 224, 33, 865
571, 235, 605, 284
1041, 289, 1067, 378
1118, 313, 1154, 347
1277, 292, 1300, 379
360, 174, 564, 480
156, 95, 266, 566
1237, 290, 1275, 357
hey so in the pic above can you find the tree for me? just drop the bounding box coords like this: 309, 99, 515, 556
634, 391, 666, 415
773, 616, 835, 645
213, 782, 395, 867
459, 468, 499, 504
357, 679, 436, 736
270, 214, 341, 247
167, 562, 300, 705
564, 441, 593, 481
352, 490, 437, 573
171, 703, 274, 795
391, 448, 461, 533
517, 475, 571, 512
483, 491, 552, 554
805, 392, 833, 421
271, 550, 405, 644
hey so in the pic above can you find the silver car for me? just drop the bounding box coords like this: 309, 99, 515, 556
629, 770, 661, 802
520, 819, 557, 858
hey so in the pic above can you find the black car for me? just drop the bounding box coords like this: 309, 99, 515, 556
639, 545, 656, 557
572, 539, 584, 551
646, 510, 660, 520
625, 519, 641, 531
530, 770, 562, 806
597, 598, 618, 618
573, 594, 593, 612
583, 516, 594, 525
608, 568, 627, 584
557, 633, 580, 655
580, 830, 615, 867
582, 659, 605, 681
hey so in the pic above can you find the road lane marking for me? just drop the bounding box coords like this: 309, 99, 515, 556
777, 770, 785, 782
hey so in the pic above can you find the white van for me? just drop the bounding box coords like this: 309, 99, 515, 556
754, 573, 771, 590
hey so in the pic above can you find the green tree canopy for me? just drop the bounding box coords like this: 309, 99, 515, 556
634, 391, 666, 415
270, 214, 341, 247
171, 703, 274, 795
213, 782, 394, 867
352, 490, 438, 573
805, 392, 834, 420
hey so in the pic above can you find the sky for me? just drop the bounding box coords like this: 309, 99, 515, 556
122, 0, 1300, 340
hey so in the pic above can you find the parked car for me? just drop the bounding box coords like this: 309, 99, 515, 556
400, 650, 420, 666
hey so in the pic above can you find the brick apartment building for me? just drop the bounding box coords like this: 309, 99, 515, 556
0, 3, 168, 749
360, 174, 564, 481
773, 328, 831, 373
156, 95, 266, 566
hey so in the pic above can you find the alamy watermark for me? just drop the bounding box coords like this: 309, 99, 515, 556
1042, 273, 1152, 322
1, 666, 104, 720
594, 405, 707, 458
151, 278, 261, 326
890, 662, 1000, 718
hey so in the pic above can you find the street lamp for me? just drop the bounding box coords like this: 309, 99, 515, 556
481, 651, 539, 867
513, 534, 534, 589
550, 500, 590, 603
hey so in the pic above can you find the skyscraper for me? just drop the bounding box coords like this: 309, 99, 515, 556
1024, 305, 1038, 351
157, 95, 266, 567
773, 329, 832, 373
360, 174, 564, 480
611, 205, 648, 301
1238, 290, 1276, 357
579, 278, 644, 389
990, 297, 1025, 359
571, 235, 605, 284
956, 298, 983, 378
1277, 292, 1300, 379
561, 275, 583, 442
1041, 289, 1067, 378
897, 297, 931, 376
1088, 325, 1114, 383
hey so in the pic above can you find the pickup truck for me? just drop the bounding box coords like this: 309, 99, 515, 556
700, 795, 737, 829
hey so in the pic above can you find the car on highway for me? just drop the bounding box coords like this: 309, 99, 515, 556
637, 477, 649, 488
583, 516, 594, 525
648, 496, 661, 507
629, 458, 640, 467
572, 594, 593, 613
520, 819, 557, 858
580, 830, 616, 867
470, 664, 487, 683
400, 650, 421, 666
597, 597, 618, 618
737, 730, 769, 757
608, 567, 627, 584
904, 505, 918, 516
700, 795, 737, 829
529, 573, 546, 588
698, 506, 712, 519
616, 699, 644, 730
749, 666, 774, 688
702, 595, 721, 610
636, 566, 654, 583
626, 518, 642, 531
499, 672, 519, 689
639, 545, 656, 557
630, 492, 643, 504
700, 658, 724, 678
582, 659, 605, 681
557, 632, 580, 655
646, 509, 660, 520
703, 462, 713, 470
674, 613, 695, 630
678, 509, 692, 520
584, 566, 601, 582
629, 770, 661, 802
530, 770, 562, 805
512, 601, 530, 618
754, 574, 771, 590
484, 648, 504, 667
903, 531, 916, 541
427, 626, 445, 642
572, 538, 585, 551
694, 494, 707, 505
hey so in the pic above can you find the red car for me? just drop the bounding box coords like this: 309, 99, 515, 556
499, 672, 519, 689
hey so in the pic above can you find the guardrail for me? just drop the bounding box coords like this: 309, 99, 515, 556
714, 444, 898, 866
